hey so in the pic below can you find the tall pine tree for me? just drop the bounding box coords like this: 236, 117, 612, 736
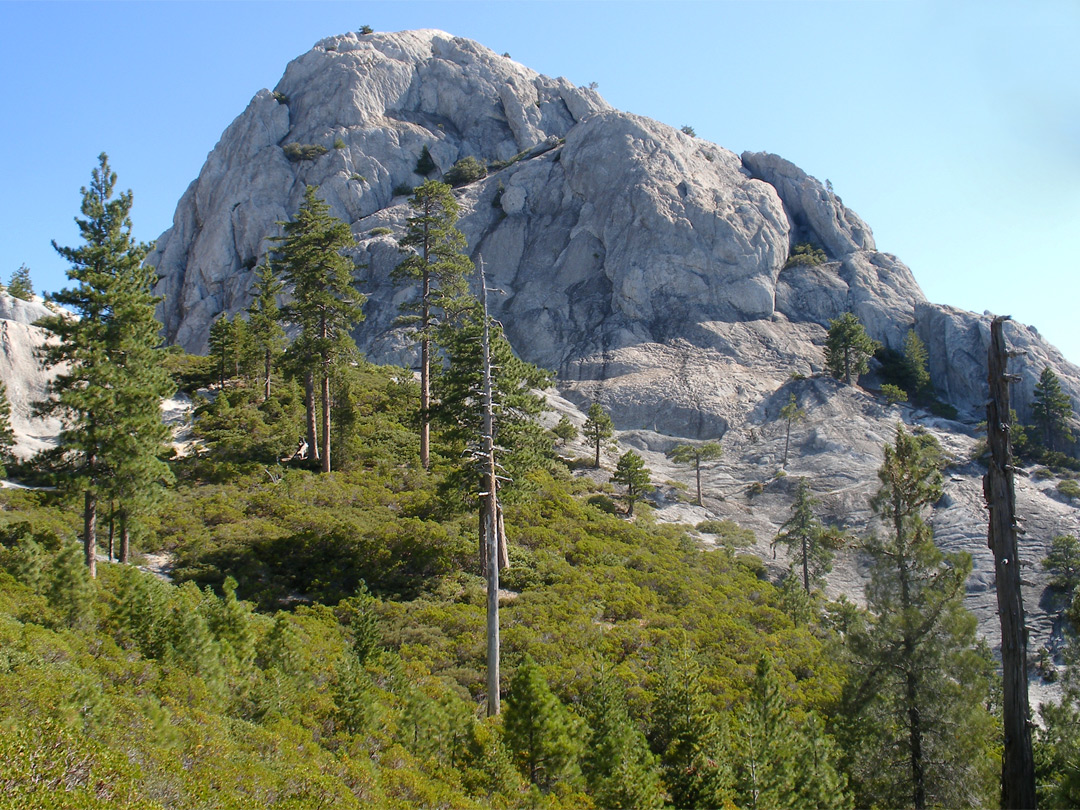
394, 180, 473, 469
1032, 365, 1074, 453
37, 153, 174, 575
270, 185, 365, 473
246, 263, 285, 402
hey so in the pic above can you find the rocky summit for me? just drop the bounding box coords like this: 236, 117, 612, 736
143, 29, 1079, 674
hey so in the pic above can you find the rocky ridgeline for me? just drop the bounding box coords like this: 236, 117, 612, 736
80, 28, 1080, 679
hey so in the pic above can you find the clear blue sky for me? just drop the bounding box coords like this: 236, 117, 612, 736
2, 0, 1077, 362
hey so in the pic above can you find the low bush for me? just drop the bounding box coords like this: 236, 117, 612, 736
1058, 479, 1080, 500
783, 242, 827, 269
443, 156, 487, 186
369, 227, 392, 237
283, 142, 328, 162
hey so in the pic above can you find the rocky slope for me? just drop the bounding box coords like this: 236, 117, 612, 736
125, 28, 1080, 681
0, 294, 62, 460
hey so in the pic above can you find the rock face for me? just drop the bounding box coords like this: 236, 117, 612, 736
147, 29, 1080, 678
0, 294, 62, 459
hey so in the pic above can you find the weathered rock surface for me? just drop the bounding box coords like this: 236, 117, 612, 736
142, 28, 1080, 685
0, 294, 62, 458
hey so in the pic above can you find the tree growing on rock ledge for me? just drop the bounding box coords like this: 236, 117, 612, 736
825, 312, 879, 385
583, 403, 614, 469
667, 441, 723, 506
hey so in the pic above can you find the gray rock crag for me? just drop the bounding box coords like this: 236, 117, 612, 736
145, 28, 1080, 684
0, 294, 63, 459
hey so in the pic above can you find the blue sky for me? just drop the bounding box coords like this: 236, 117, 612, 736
2, 0, 1077, 363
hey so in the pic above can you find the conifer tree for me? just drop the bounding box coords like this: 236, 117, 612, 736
0, 382, 15, 476
648, 643, 734, 809
8, 264, 34, 301
247, 263, 286, 402
612, 450, 653, 517
902, 328, 931, 395
733, 656, 850, 809
583, 402, 614, 468
37, 153, 174, 576
772, 477, 845, 593
207, 313, 236, 389
271, 185, 365, 473
779, 393, 805, 468
503, 658, 584, 792
394, 179, 473, 469
667, 441, 723, 505
582, 672, 664, 809
824, 312, 879, 385
840, 426, 996, 809
1032, 365, 1075, 453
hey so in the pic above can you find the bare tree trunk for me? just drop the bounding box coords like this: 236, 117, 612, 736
907, 667, 926, 810
107, 500, 114, 563
321, 355, 332, 474
420, 270, 431, 470
304, 370, 319, 466
84, 490, 96, 579
985, 315, 1037, 810
263, 346, 272, 402
695, 460, 703, 506
119, 508, 130, 564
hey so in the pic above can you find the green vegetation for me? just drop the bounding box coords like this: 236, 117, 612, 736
394, 180, 473, 469
1033, 366, 1075, 454
1043, 534, 1080, 595
778, 393, 805, 467
583, 403, 614, 469
880, 383, 908, 405
611, 450, 653, 517
0, 382, 14, 476
333, 136, 347, 149
8, 263, 34, 300
282, 142, 329, 162
551, 416, 578, 444
667, 440, 723, 506
824, 312, 879, 386
680, 124, 696, 137
272, 91, 288, 104
369, 226, 392, 236
772, 478, 846, 593
1059, 479, 1080, 501
443, 156, 488, 187
415, 145, 438, 177
783, 242, 827, 269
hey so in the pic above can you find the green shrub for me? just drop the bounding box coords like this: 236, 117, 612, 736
443, 156, 487, 186
695, 519, 755, 546
272, 91, 288, 104
1058, 479, 1080, 500
927, 399, 959, 420
1034, 467, 1055, 480
748, 481, 765, 496
783, 242, 827, 269
359, 25, 374, 34
681, 124, 696, 137
414, 145, 437, 177
488, 150, 530, 172
283, 142, 328, 162
350, 173, 366, 183
333, 137, 346, 150
881, 384, 908, 405
393, 183, 414, 197
369, 227, 393, 237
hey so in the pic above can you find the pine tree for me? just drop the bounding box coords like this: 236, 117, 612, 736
394, 179, 473, 469
668, 441, 723, 506
247, 263, 286, 402
612, 451, 653, 517
0, 381, 16, 476
37, 153, 173, 576
778, 393, 805, 468
582, 672, 664, 809
8, 264, 34, 300
840, 426, 996, 809
772, 477, 846, 593
271, 185, 365, 473
583, 402, 614, 468
207, 313, 236, 389
732, 656, 850, 810
1042, 534, 1080, 596
902, 328, 931, 395
824, 312, 879, 385
648, 643, 734, 809
1032, 365, 1075, 453
503, 658, 584, 792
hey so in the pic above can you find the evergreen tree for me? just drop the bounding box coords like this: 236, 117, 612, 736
582, 672, 665, 809
612, 451, 653, 517
207, 313, 237, 389
648, 643, 734, 809
583, 402, 614, 468
415, 144, 438, 176
503, 658, 584, 792
902, 328, 931, 395
246, 263, 286, 402
552, 416, 578, 444
37, 153, 174, 576
778, 393, 805, 468
772, 477, 845, 593
839, 426, 996, 809
1043, 534, 1080, 596
8, 264, 34, 301
0, 381, 16, 476
732, 656, 850, 810
1032, 366, 1075, 453
270, 185, 365, 473
394, 180, 473, 469
431, 296, 553, 495
824, 312, 879, 385
667, 441, 723, 505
